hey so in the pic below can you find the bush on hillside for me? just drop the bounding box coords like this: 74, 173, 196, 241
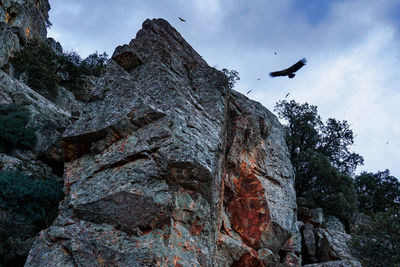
0, 104, 36, 152
10, 40, 59, 100
0, 171, 64, 228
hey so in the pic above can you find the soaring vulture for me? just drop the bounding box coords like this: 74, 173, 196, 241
270, 58, 307, 78
179, 17, 186, 22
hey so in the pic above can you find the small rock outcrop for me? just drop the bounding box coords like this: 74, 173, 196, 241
298, 201, 361, 266
25, 19, 299, 266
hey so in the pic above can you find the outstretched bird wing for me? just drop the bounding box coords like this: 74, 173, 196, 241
179, 17, 186, 22
269, 69, 288, 77
286, 58, 307, 73
269, 58, 307, 77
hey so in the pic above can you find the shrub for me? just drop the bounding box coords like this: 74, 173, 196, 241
355, 170, 400, 216
350, 210, 400, 266
80, 51, 108, 76
0, 104, 36, 152
0, 171, 64, 228
58, 51, 108, 97
10, 40, 59, 99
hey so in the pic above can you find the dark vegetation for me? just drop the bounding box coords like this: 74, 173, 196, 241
221, 68, 240, 89
10, 39, 107, 100
275, 100, 400, 266
10, 40, 60, 99
0, 171, 64, 229
0, 104, 36, 153
0, 171, 64, 266
0, 104, 64, 266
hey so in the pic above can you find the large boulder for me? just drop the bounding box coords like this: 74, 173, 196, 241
315, 217, 356, 263
25, 19, 299, 266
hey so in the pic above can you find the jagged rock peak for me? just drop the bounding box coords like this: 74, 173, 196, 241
112, 18, 207, 72
26, 18, 299, 266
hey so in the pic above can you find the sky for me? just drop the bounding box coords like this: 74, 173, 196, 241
48, 0, 400, 178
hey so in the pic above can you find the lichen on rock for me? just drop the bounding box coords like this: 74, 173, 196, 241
25, 18, 300, 266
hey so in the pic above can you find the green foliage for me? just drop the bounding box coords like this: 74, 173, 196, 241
350, 210, 400, 267
0, 211, 36, 266
275, 100, 362, 222
0, 171, 64, 228
80, 51, 108, 76
10, 39, 108, 100
294, 150, 358, 221
355, 170, 400, 216
221, 68, 240, 89
0, 104, 36, 152
10, 40, 59, 99
58, 51, 108, 97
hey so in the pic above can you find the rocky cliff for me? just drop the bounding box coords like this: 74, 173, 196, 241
0, 0, 50, 70
24, 19, 301, 266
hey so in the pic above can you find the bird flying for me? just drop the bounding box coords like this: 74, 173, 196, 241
247, 90, 252, 94
257, 78, 261, 80
270, 58, 307, 78
179, 17, 186, 22
285, 93, 290, 98
274, 52, 277, 55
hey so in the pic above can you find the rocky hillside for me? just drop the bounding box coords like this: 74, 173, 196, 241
0, 1, 365, 266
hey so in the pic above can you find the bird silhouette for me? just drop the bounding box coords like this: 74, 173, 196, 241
257, 78, 261, 80
179, 17, 186, 22
274, 52, 277, 55
247, 90, 252, 94
285, 93, 290, 98
270, 58, 307, 78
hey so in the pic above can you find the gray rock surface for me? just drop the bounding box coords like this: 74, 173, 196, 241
348, 212, 372, 234
304, 260, 362, 267
0, 0, 50, 68
0, 70, 70, 162
25, 18, 299, 266
302, 223, 317, 263
297, 197, 324, 227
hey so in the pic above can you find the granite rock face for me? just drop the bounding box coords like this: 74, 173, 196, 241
0, 0, 50, 69
298, 210, 361, 266
26, 19, 299, 266
0, 70, 71, 163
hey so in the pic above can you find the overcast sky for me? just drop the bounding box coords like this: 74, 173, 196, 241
48, 0, 400, 178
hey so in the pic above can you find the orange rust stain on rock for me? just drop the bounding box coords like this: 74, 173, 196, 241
173, 256, 183, 267
190, 219, 205, 236
5, 13, 10, 23
226, 160, 271, 247
231, 252, 265, 267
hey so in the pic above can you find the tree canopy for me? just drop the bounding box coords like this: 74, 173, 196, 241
275, 100, 363, 221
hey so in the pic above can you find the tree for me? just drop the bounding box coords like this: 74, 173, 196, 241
0, 104, 36, 152
58, 51, 108, 97
274, 100, 363, 222
10, 40, 60, 100
221, 68, 240, 89
350, 210, 400, 266
355, 170, 400, 216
